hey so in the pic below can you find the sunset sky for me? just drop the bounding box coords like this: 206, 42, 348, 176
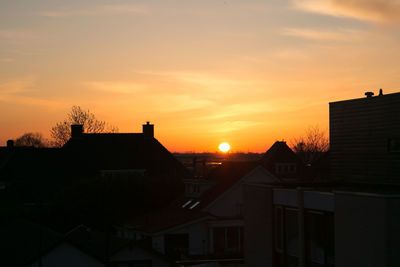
1, 0, 400, 152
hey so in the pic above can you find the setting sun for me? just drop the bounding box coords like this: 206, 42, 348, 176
218, 142, 231, 153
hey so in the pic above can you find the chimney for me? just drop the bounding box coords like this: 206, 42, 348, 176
71, 124, 84, 138
365, 91, 374, 98
6, 140, 14, 149
142, 121, 154, 139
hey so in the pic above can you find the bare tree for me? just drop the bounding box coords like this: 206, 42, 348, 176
291, 125, 329, 164
15, 132, 47, 148
50, 106, 118, 147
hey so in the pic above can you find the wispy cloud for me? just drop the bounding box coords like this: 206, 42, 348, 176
0, 58, 14, 63
0, 76, 36, 95
84, 81, 148, 94
293, 0, 400, 23
0, 76, 59, 107
282, 27, 366, 41
0, 29, 37, 42
40, 4, 147, 17
212, 120, 264, 133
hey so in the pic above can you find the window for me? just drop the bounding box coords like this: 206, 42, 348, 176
285, 208, 299, 259
212, 226, 243, 255
305, 211, 325, 265
305, 211, 335, 267
194, 184, 200, 193
388, 138, 400, 152
273, 206, 334, 267
164, 233, 189, 259
275, 163, 297, 175
275, 206, 284, 252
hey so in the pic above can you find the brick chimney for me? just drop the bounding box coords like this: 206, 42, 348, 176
71, 124, 84, 138
142, 121, 154, 139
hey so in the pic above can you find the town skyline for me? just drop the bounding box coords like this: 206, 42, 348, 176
1, 0, 400, 152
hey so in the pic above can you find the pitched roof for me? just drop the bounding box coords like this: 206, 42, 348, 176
0, 219, 62, 267
124, 205, 211, 234
0, 130, 190, 180
124, 161, 258, 233
199, 161, 259, 208
261, 141, 299, 163
63, 133, 190, 177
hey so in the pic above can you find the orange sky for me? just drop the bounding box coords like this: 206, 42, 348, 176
1, 0, 400, 152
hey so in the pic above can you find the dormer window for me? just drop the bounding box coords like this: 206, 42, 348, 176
185, 182, 201, 197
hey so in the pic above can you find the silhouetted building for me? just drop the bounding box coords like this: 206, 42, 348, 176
0, 122, 189, 229
260, 141, 304, 181
330, 91, 400, 184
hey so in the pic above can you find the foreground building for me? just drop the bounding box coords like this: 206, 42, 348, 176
0, 122, 189, 229
243, 91, 400, 267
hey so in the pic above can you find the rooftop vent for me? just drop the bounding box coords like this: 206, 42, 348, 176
365, 91, 374, 98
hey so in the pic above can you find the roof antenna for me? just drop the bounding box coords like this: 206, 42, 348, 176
379, 88, 383, 96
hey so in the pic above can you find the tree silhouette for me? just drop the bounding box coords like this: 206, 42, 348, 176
291, 125, 329, 165
15, 132, 47, 147
50, 106, 118, 147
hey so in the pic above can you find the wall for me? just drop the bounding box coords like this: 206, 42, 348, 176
243, 184, 273, 267
335, 192, 400, 267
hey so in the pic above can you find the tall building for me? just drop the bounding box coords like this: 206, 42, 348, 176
330, 91, 400, 184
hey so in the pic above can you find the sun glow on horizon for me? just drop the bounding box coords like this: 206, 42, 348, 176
218, 142, 231, 153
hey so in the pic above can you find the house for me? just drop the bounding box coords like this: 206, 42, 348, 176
0, 122, 190, 230
243, 91, 400, 267
118, 141, 305, 266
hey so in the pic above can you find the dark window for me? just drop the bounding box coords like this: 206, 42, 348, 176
213, 227, 243, 255
227, 227, 239, 251
305, 211, 325, 265
290, 164, 295, 172
213, 227, 225, 254
305, 211, 335, 267
275, 206, 284, 252
388, 138, 400, 152
276, 165, 282, 173
326, 213, 335, 266
164, 233, 189, 259
285, 208, 299, 267
284, 165, 289, 172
